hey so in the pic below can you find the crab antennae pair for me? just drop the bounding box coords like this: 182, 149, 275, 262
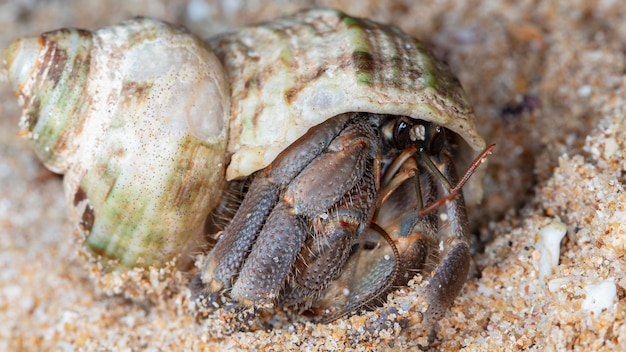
378, 143, 495, 217
416, 143, 495, 217
378, 144, 418, 206
325, 140, 494, 323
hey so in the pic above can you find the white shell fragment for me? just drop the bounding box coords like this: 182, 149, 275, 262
582, 278, 617, 315
4, 18, 230, 268
603, 137, 618, 159
536, 221, 567, 281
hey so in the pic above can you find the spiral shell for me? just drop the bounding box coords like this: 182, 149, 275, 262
5, 18, 230, 268
210, 8, 486, 198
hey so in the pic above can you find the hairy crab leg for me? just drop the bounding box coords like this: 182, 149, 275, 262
319, 222, 401, 323
278, 118, 380, 306
230, 201, 308, 305
191, 174, 279, 304
192, 115, 352, 307
384, 144, 495, 324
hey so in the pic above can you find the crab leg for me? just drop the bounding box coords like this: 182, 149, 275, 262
193, 115, 352, 305
280, 167, 378, 307
191, 174, 279, 303
421, 150, 470, 334
374, 146, 474, 337
231, 201, 308, 305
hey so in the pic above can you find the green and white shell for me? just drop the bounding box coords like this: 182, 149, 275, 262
3, 8, 485, 270
213, 9, 485, 183
5, 18, 230, 268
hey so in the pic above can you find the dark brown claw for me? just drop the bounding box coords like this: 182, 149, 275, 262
309, 118, 493, 342
231, 201, 307, 304
193, 114, 381, 309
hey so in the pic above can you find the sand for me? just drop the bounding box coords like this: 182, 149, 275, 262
1, 0, 625, 350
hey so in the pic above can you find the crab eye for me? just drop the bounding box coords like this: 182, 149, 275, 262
392, 118, 412, 149
429, 126, 446, 156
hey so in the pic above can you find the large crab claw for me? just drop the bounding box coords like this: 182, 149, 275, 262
192, 113, 381, 307
313, 137, 494, 345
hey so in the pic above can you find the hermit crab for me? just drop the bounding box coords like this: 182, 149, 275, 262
4, 7, 490, 333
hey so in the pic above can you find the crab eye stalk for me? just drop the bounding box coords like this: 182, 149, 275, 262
428, 126, 446, 157
392, 117, 413, 149
390, 117, 432, 151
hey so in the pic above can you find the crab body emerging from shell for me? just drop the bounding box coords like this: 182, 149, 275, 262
193, 111, 476, 326
3, 8, 487, 329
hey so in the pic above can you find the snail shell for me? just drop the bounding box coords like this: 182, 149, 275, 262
210, 8, 486, 206
4, 8, 486, 271
4, 18, 230, 268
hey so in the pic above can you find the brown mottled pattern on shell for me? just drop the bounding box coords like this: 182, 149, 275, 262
209, 8, 484, 195
21, 29, 94, 172
79, 205, 95, 234
40, 32, 68, 89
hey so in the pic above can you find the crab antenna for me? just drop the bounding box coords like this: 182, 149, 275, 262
413, 167, 425, 211
450, 143, 496, 194
417, 144, 496, 217
416, 150, 454, 190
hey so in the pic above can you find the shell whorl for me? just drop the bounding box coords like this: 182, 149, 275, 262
209, 8, 485, 185
5, 18, 230, 268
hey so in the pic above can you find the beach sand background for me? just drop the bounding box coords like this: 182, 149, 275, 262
1, 1, 626, 350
